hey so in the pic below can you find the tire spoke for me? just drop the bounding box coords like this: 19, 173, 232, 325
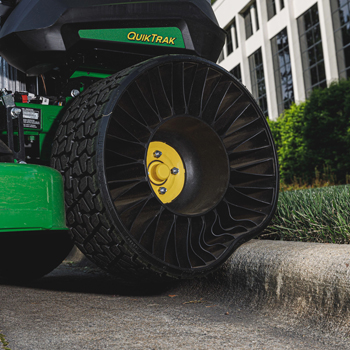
202, 212, 227, 257
190, 217, 217, 262
147, 67, 172, 120
224, 200, 266, 225
164, 222, 180, 267
211, 210, 237, 243
134, 73, 162, 123
230, 169, 276, 188
152, 209, 176, 260
213, 88, 243, 123
228, 129, 269, 155
230, 157, 274, 174
104, 149, 142, 167
111, 106, 150, 142
225, 129, 266, 155
225, 186, 272, 214
119, 194, 154, 230
105, 135, 145, 161
201, 78, 231, 125
118, 93, 151, 129
222, 105, 260, 139
131, 197, 163, 243
105, 162, 145, 183
158, 63, 174, 113
201, 68, 222, 114
172, 62, 187, 115
126, 82, 161, 129
188, 66, 209, 117
216, 201, 256, 231
187, 218, 210, 266
233, 186, 275, 204
107, 117, 141, 143
174, 216, 192, 268
228, 146, 272, 168
213, 97, 251, 136
109, 180, 146, 202
112, 180, 151, 204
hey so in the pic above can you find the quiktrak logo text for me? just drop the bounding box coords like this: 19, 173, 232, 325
127, 32, 177, 45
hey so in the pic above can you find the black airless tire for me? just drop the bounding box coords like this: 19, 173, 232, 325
0, 230, 73, 282
51, 55, 279, 281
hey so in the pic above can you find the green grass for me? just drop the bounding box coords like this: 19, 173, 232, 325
263, 185, 350, 243
0, 331, 11, 350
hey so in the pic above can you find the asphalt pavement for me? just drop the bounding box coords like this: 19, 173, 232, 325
1, 240, 350, 350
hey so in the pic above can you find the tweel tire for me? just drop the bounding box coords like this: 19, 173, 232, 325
51, 55, 279, 281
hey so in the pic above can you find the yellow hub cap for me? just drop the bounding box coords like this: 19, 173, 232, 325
148, 162, 171, 184
147, 141, 185, 203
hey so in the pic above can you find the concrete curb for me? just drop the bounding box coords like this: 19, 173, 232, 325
66, 240, 350, 328
178, 240, 350, 331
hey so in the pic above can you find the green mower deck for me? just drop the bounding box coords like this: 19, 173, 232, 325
0, 163, 67, 231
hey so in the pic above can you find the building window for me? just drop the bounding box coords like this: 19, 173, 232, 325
217, 49, 224, 63
226, 26, 233, 56
253, 2, 260, 31
234, 19, 239, 49
271, 28, 294, 114
243, 2, 259, 40
298, 4, 326, 96
280, 0, 285, 10
249, 48, 268, 116
331, 0, 350, 79
225, 19, 238, 57
244, 7, 253, 39
230, 64, 242, 82
267, 0, 277, 20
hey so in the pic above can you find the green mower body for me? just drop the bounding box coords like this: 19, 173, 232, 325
0, 0, 279, 282
0, 163, 66, 232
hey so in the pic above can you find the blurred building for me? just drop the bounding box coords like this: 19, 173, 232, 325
0, 57, 26, 92
213, 0, 349, 119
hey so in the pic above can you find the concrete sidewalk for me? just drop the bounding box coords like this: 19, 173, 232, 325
67, 240, 350, 332
3, 261, 349, 350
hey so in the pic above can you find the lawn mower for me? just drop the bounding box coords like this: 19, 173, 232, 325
0, 0, 279, 282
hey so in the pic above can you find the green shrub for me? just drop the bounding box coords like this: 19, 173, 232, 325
268, 79, 350, 184
303, 80, 350, 182
268, 102, 308, 183
266, 115, 282, 150
278, 103, 308, 182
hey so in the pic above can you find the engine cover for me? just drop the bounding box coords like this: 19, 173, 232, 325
0, 0, 225, 75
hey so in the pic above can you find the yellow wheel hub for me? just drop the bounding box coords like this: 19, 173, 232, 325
147, 141, 185, 203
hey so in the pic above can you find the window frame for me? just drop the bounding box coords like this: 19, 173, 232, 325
297, 3, 326, 96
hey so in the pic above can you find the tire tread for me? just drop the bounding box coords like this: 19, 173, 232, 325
52, 67, 167, 282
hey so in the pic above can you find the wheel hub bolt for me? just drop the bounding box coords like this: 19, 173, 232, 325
158, 187, 167, 195
10, 107, 22, 119
171, 167, 179, 175
71, 89, 80, 98
153, 150, 162, 158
